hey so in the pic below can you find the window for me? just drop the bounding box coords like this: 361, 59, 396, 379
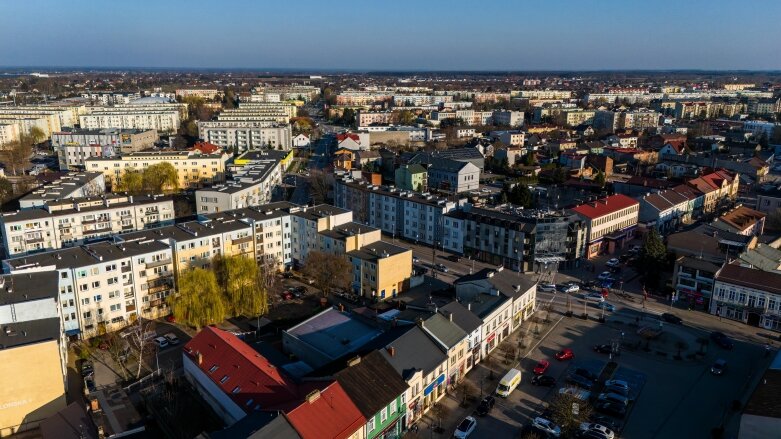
381, 406, 388, 422
209, 365, 219, 373
389, 400, 396, 415
220, 375, 229, 384
367, 418, 376, 432
232, 386, 241, 394
81, 298, 90, 305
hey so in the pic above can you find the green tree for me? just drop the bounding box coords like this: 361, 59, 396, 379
0, 140, 33, 176
168, 268, 226, 329
594, 170, 606, 187
548, 392, 593, 437
522, 152, 535, 166
340, 108, 356, 126
302, 251, 353, 297
115, 169, 144, 194
505, 183, 533, 208
215, 255, 269, 317
142, 162, 179, 193
636, 229, 668, 289
27, 126, 46, 145
222, 89, 237, 109
552, 166, 568, 184
0, 177, 13, 204
398, 110, 416, 125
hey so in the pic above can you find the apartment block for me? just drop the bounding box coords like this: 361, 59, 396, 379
0, 122, 21, 145
0, 193, 174, 257
18, 171, 106, 209
80, 109, 181, 133
0, 272, 67, 437
711, 264, 781, 332
195, 150, 285, 213
0, 114, 60, 139
81, 92, 142, 105
570, 194, 639, 259
197, 120, 292, 151
86, 150, 229, 189
491, 110, 524, 127
175, 89, 221, 100
357, 111, 395, 127
52, 128, 158, 171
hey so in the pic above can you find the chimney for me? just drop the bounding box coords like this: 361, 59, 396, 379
347, 356, 361, 367
448, 312, 453, 322
386, 346, 396, 357
306, 390, 321, 403
338, 303, 345, 312
197, 351, 203, 365
467, 303, 472, 311
89, 398, 100, 412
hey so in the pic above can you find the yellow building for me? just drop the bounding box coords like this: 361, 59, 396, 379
348, 241, 412, 300
85, 150, 230, 189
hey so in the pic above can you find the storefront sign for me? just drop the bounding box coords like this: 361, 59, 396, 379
424, 374, 445, 396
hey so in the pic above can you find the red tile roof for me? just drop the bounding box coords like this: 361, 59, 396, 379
183, 326, 299, 412
191, 141, 222, 155
336, 133, 360, 143
285, 381, 365, 439
571, 194, 639, 219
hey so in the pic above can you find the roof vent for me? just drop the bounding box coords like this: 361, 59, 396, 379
306, 390, 321, 403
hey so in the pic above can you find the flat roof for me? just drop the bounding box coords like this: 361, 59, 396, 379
6, 238, 171, 270
0, 271, 58, 306
347, 241, 409, 262
2, 194, 170, 222
0, 318, 60, 350
286, 308, 381, 361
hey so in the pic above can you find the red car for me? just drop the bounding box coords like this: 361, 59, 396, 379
533, 360, 550, 375
555, 348, 574, 361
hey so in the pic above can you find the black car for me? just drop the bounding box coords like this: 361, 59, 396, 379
80, 360, 94, 377
661, 313, 683, 324
593, 344, 612, 354
447, 254, 461, 263
476, 396, 496, 416
573, 367, 599, 382
531, 375, 557, 387
595, 401, 627, 418
710, 331, 734, 350
588, 414, 620, 431
581, 430, 610, 439
567, 373, 594, 389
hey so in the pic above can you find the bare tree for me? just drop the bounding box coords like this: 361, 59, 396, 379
124, 318, 155, 379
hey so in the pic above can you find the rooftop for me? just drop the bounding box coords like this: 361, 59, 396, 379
0, 318, 60, 350
570, 194, 639, 220
379, 326, 447, 380
422, 313, 467, 350
3, 193, 170, 222
0, 271, 58, 307
716, 263, 781, 296
284, 381, 365, 439
334, 351, 408, 418
6, 238, 172, 271
347, 241, 410, 262
285, 308, 382, 362
716, 205, 766, 231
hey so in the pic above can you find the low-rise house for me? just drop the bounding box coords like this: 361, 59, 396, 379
394, 164, 427, 192
493, 146, 526, 166
426, 158, 480, 194
419, 313, 469, 385
570, 194, 639, 258
439, 301, 483, 372
673, 256, 721, 309
710, 264, 781, 332
712, 205, 766, 236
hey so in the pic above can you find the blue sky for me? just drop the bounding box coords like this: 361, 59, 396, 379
1, 0, 780, 70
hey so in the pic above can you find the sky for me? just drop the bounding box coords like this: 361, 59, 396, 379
1, 0, 780, 71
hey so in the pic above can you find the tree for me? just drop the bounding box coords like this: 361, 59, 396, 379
636, 229, 668, 289
124, 318, 157, 379
168, 268, 226, 329
27, 126, 46, 145
302, 251, 352, 297
522, 152, 535, 166
548, 392, 593, 437
0, 140, 32, 176
398, 109, 416, 125
215, 255, 269, 317
594, 170, 606, 188
115, 169, 144, 194
222, 89, 237, 109
552, 166, 568, 184
0, 177, 12, 204
143, 162, 179, 193
504, 183, 533, 208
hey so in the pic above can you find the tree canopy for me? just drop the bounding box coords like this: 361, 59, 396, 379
168, 268, 226, 329
115, 162, 179, 194
302, 251, 353, 297
636, 228, 668, 289
215, 255, 269, 317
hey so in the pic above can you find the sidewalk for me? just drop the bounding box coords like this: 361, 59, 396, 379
405, 312, 564, 438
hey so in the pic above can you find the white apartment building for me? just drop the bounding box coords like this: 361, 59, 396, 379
517, 90, 573, 100
0, 106, 80, 130
0, 122, 21, 145
19, 171, 105, 209
79, 110, 181, 133
0, 114, 60, 138
492, 110, 525, 127
570, 194, 639, 259
81, 92, 142, 105
710, 264, 781, 332
290, 205, 352, 266
5, 238, 175, 338
175, 89, 220, 100
393, 94, 453, 107
52, 128, 158, 171
357, 111, 394, 127
197, 121, 292, 151
0, 194, 175, 257
195, 151, 285, 213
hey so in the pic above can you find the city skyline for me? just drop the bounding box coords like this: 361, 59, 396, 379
2, 0, 781, 71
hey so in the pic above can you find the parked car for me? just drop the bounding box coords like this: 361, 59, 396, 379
80, 360, 94, 377
476, 396, 495, 416
606, 258, 620, 268
412, 256, 420, 264
597, 392, 630, 406
585, 292, 605, 303
604, 379, 630, 392
538, 283, 557, 293
597, 271, 613, 281
562, 283, 580, 293
595, 401, 627, 418
447, 254, 461, 263
605, 384, 630, 398
154, 336, 169, 348
559, 386, 591, 400
434, 263, 449, 273
710, 331, 734, 350
165, 314, 177, 323
573, 367, 598, 382
280, 291, 294, 300
580, 430, 610, 439
454, 416, 477, 439
566, 374, 594, 389
533, 360, 550, 375
531, 375, 556, 387
711, 359, 727, 375
661, 313, 682, 324
619, 254, 632, 263
84, 376, 97, 394
593, 344, 612, 354
531, 417, 561, 437
164, 333, 180, 345
597, 302, 615, 312
282, 271, 294, 279
555, 348, 574, 361
579, 423, 616, 439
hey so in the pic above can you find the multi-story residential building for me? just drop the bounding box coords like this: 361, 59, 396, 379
86, 150, 229, 189
52, 128, 158, 171
557, 109, 597, 127
195, 150, 285, 213
347, 240, 412, 300
619, 109, 660, 130
81, 91, 142, 105
394, 164, 427, 192
453, 269, 516, 358
743, 120, 778, 139
0, 121, 21, 145
0, 271, 67, 437
570, 194, 639, 259
0, 114, 59, 138
357, 111, 395, 127
197, 120, 292, 151
393, 94, 453, 107
686, 170, 739, 215
439, 301, 483, 373
638, 186, 701, 234
334, 178, 460, 247
493, 146, 526, 166
418, 313, 469, 387
491, 130, 525, 146
517, 90, 573, 100
0, 105, 85, 129
444, 206, 586, 272
748, 98, 781, 116
673, 256, 721, 309
18, 171, 105, 209
756, 186, 781, 215
491, 110, 525, 127
712, 205, 766, 236
711, 264, 781, 332
336, 91, 393, 106
175, 89, 220, 100
259, 84, 320, 102
5, 238, 175, 338
0, 194, 174, 257
79, 109, 180, 133
426, 158, 480, 194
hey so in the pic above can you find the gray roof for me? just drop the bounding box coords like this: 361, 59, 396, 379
334, 351, 408, 418
439, 301, 482, 333
428, 157, 470, 173
2, 194, 170, 222
5, 238, 171, 271
0, 318, 60, 350
292, 204, 351, 222
434, 147, 484, 160
285, 308, 381, 362
347, 241, 409, 262
379, 326, 447, 380
209, 412, 301, 439
0, 271, 58, 306
422, 313, 467, 350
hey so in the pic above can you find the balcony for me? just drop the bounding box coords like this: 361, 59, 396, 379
231, 236, 253, 245
144, 209, 160, 216
146, 283, 171, 295
121, 265, 131, 273
145, 258, 172, 269
25, 236, 44, 244
126, 304, 136, 312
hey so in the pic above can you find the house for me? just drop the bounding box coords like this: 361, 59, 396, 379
586, 155, 613, 177
379, 326, 448, 429
334, 148, 354, 170
419, 313, 469, 385
293, 134, 311, 148
686, 170, 739, 215
493, 146, 526, 166
432, 147, 486, 171
673, 256, 721, 310
712, 205, 766, 236
394, 164, 427, 192
638, 188, 692, 234
334, 352, 408, 439
354, 150, 381, 168
337, 133, 369, 151
439, 301, 483, 372
191, 141, 223, 155
659, 142, 685, 156
426, 158, 480, 194
710, 264, 781, 332
569, 194, 640, 258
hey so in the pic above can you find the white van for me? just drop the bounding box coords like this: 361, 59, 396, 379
496, 368, 522, 398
